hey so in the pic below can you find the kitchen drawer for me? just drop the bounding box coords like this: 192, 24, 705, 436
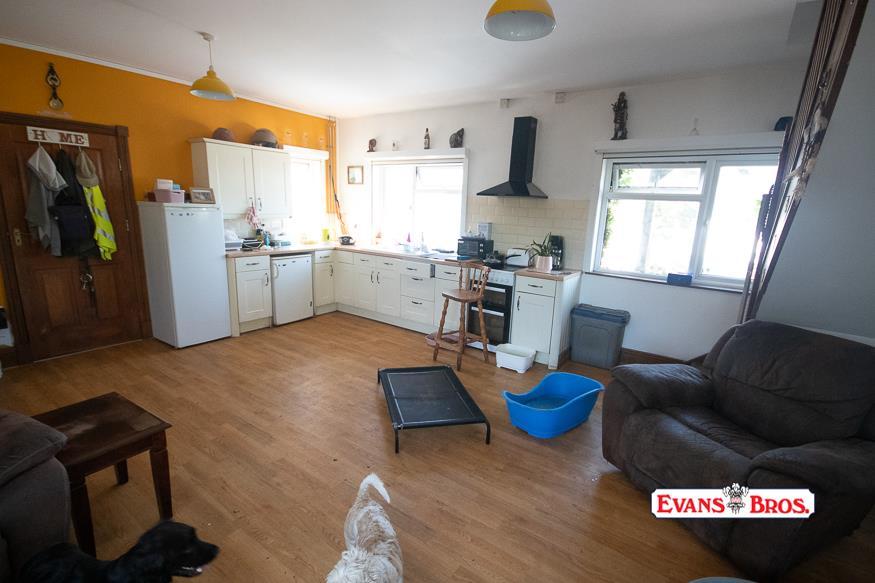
314, 250, 334, 263
516, 275, 557, 297
401, 296, 434, 324
374, 256, 400, 271
354, 254, 374, 268
434, 264, 461, 281
334, 250, 353, 264
401, 274, 435, 301
235, 255, 270, 273
401, 260, 432, 278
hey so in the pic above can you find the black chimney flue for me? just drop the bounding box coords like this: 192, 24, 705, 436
477, 116, 547, 198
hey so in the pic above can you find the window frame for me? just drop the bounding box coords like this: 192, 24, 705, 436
369, 152, 468, 249
592, 152, 779, 289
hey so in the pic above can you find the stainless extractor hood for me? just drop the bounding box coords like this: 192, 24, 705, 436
477, 116, 547, 198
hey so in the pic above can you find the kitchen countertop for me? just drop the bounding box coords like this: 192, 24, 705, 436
515, 268, 582, 282
226, 244, 581, 280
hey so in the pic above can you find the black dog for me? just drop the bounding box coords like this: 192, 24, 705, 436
20, 521, 219, 583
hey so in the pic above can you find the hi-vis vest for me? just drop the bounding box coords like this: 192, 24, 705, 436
84, 185, 117, 260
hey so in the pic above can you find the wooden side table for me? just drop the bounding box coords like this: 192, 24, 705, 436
34, 392, 173, 557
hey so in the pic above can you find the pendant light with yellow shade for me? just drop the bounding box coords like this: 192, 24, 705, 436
484, 0, 556, 41
190, 32, 236, 101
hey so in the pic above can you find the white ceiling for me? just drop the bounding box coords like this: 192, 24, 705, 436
0, 0, 814, 118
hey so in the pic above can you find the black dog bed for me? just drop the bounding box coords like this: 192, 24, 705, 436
377, 366, 491, 453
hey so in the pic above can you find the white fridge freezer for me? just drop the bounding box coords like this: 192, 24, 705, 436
138, 202, 231, 347
271, 255, 313, 325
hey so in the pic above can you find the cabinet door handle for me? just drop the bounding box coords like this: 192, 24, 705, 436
370, 271, 374, 284
383, 261, 392, 266
377, 272, 381, 284
406, 267, 416, 271
264, 272, 270, 286
245, 262, 259, 266
516, 296, 520, 311
257, 197, 263, 211
527, 283, 544, 289
412, 301, 422, 305
330, 265, 334, 276
412, 276, 423, 281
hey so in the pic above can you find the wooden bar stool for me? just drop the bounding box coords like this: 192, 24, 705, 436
433, 262, 491, 370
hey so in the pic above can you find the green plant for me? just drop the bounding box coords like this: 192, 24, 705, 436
527, 233, 555, 257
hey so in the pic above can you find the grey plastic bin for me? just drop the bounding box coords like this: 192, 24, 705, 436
570, 304, 631, 368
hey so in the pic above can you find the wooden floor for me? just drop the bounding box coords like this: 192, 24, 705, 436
2, 312, 873, 582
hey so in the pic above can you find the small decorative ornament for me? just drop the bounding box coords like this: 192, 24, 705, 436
449, 128, 465, 148
611, 91, 628, 140
367, 138, 376, 152
424, 128, 431, 150
46, 63, 64, 110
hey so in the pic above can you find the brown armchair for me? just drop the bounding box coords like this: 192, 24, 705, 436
602, 320, 875, 580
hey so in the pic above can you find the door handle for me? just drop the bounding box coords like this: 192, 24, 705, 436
257, 197, 263, 211
370, 271, 374, 284
377, 272, 381, 284
329, 265, 334, 276
412, 277, 423, 281
412, 301, 422, 305
12, 228, 22, 247
516, 296, 520, 311
527, 283, 544, 289
264, 272, 270, 286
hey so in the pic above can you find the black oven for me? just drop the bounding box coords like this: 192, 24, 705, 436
466, 281, 512, 351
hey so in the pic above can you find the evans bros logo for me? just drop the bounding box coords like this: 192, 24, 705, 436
652, 484, 814, 519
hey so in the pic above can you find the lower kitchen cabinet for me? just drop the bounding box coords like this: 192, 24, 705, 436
335, 262, 355, 305
236, 269, 273, 323
510, 291, 554, 353
355, 267, 378, 311
314, 262, 335, 307
376, 269, 401, 317
401, 296, 434, 324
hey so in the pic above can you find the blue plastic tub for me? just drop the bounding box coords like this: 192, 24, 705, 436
503, 373, 604, 438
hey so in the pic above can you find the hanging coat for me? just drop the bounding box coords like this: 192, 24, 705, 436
75, 151, 117, 261
25, 145, 66, 256
51, 149, 97, 257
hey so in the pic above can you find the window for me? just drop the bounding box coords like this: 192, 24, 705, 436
284, 146, 328, 241
372, 160, 465, 250
594, 154, 778, 287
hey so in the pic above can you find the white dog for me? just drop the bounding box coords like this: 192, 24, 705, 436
326, 473, 403, 583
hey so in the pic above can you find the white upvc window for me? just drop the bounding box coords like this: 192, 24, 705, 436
284, 145, 328, 240
370, 156, 467, 251
593, 152, 779, 288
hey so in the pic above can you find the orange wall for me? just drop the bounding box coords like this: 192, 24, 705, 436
0, 43, 332, 308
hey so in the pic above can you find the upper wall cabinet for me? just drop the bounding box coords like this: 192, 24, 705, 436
190, 138, 292, 218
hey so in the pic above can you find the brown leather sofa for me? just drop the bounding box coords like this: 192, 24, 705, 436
0, 409, 70, 582
602, 320, 875, 580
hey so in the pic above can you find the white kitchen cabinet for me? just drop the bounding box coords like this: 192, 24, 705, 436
355, 267, 378, 312
236, 269, 273, 323
253, 149, 291, 216
335, 262, 355, 305
314, 262, 335, 307
376, 269, 401, 317
191, 138, 292, 218
434, 277, 461, 327
192, 140, 254, 216
510, 291, 555, 354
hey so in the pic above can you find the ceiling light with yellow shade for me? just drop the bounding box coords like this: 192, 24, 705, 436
190, 32, 236, 101
484, 0, 557, 41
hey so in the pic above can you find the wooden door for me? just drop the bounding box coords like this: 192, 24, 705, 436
0, 116, 147, 361
252, 149, 290, 216
236, 269, 272, 323
510, 291, 554, 353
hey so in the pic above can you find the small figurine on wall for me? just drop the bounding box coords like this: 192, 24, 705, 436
611, 91, 628, 140
424, 128, 431, 150
449, 128, 464, 148
367, 138, 377, 152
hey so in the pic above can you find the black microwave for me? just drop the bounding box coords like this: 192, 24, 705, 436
457, 237, 494, 259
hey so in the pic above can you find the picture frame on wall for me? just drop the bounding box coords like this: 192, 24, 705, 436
189, 187, 216, 204
347, 165, 364, 185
